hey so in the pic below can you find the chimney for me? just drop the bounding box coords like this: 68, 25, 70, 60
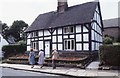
57, 0, 68, 13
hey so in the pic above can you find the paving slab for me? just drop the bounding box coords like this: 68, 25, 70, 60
86, 61, 100, 70
0, 63, 119, 77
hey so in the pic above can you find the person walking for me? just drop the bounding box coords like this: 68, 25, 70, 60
28, 48, 35, 68
52, 49, 59, 69
37, 49, 44, 68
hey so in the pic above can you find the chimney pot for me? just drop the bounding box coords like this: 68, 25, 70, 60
57, 0, 68, 13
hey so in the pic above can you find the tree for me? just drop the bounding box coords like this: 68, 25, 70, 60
9, 20, 28, 42
1, 22, 9, 38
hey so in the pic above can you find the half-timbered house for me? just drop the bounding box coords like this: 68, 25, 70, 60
25, 0, 103, 57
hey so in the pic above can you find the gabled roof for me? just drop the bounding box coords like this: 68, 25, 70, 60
25, 2, 98, 32
0, 32, 15, 44
103, 18, 120, 28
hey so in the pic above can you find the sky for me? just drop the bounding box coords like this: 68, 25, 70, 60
0, 0, 120, 26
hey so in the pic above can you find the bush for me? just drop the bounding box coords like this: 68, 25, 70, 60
99, 45, 120, 66
103, 37, 113, 44
2, 44, 26, 58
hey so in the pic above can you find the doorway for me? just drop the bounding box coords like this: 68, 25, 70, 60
45, 41, 50, 57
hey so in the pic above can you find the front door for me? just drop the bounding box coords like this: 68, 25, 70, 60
45, 41, 50, 57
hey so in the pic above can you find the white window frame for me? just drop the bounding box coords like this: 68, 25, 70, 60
31, 42, 38, 51
64, 39, 75, 50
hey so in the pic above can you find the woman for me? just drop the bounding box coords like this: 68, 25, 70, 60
37, 49, 44, 68
52, 49, 59, 69
29, 48, 35, 68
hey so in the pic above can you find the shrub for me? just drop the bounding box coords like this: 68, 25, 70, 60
103, 37, 113, 44
99, 45, 120, 66
2, 44, 26, 58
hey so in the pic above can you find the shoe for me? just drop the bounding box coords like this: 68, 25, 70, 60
40, 65, 43, 68
31, 66, 34, 68
53, 67, 56, 69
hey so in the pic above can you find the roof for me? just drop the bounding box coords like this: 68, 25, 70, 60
103, 18, 120, 28
25, 2, 98, 32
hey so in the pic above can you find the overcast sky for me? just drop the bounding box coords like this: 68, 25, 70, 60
0, 0, 119, 26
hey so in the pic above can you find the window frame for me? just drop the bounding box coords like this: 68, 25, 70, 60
31, 41, 38, 51
64, 39, 75, 50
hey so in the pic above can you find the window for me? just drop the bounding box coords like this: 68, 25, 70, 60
64, 39, 75, 50
64, 26, 74, 34
34, 32, 38, 37
31, 31, 38, 37
31, 42, 38, 51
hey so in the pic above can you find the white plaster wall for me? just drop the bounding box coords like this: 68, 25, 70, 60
39, 38, 43, 40
27, 33, 31, 38
52, 36, 56, 42
83, 26, 88, 32
39, 31, 43, 36
76, 34, 82, 42
39, 41, 43, 50
35, 38, 38, 41
92, 23, 95, 30
58, 44, 62, 50
27, 39, 30, 45
83, 34, 89, 41
27, 46, 31, 51
52, 44, 57, 50
92, 42, 95, 50
96, 43, 99, 50
44, 30, 50, 36
58, 36, 62, 42
91, 30, 95, 40
76, 43, 82, 50
31, 39, 34, 41
53, 30, 56, 35
58, 28, 62, 34
76, 25, 81, 33
83, 43, 89, 50
44, 37, 51, 40
94, 32, 97, 41
64, 35, 68, 38
70, 35, 74, 38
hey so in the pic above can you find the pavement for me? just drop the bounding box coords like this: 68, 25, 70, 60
0, 63, 120, 78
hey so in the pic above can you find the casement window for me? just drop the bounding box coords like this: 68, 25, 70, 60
64, 39, 75, 50
31, 31, 38, 37
64, 26, 74, 34
31, 42, 38, 51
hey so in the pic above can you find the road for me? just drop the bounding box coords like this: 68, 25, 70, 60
1, 68, 74, 78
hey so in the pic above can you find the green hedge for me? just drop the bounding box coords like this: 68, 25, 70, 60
2, 44, 26, 58
99, 45, 120, 66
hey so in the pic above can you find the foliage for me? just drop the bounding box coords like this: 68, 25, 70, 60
1, 23, 9, 38
1, 20, 28, 43
103, 36, 113, 44
9, 20, 28, 41
99, 45, 120, 66
2, 44, 26, 58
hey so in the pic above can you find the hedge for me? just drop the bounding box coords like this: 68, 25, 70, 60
2, 44, 26, 58
99, 45, 120, 66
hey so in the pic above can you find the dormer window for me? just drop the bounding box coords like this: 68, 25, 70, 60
64, 26, 74, 34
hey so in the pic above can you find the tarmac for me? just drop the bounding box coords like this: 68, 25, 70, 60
0, 62, 120, 78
